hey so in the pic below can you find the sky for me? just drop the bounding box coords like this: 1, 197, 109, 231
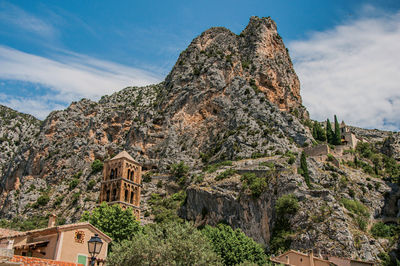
0, 1, 399, 131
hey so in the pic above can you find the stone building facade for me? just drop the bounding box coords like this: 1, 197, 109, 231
99, 151, 142, 220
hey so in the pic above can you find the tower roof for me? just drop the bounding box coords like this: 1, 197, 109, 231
110, 150, 138, 164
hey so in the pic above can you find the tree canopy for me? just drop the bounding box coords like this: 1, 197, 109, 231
81, 202, 141, 244
202, 223, 267, 265
107, 222, 222, 266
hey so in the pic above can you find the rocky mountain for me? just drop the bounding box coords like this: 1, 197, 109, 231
0, 105, 40, 188
0, 16, 399, 262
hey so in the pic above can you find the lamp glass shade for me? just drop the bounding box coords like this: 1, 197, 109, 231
88, 234, 103, 257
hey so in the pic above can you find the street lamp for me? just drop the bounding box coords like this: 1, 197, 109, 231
88, 234, 103, 266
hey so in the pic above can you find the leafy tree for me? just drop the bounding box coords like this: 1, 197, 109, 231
91, 159, 104, 174
270, 194, 299, 254
202, 224, 267, 265
275, 194, 299, 216
326, 119, 334, 145
300, 152, 311, 188
312, 121, 326, 142
81, 202, 141, 244
241, 172, 269, 198
333, 115, 341, 145
170, 161, 189, 185
108, 222, 222, 266
148, 191, 186, 223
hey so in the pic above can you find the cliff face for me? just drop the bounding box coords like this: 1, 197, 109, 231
0, 16, 399, 261
0, 16, 310, 221
166, 16, 303, 113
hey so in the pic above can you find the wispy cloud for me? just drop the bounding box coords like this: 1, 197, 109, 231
0, 2, 56, 38
0, 46, 162, 119
290, 7, 400, 131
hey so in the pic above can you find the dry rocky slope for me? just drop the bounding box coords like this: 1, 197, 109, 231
0, 16, 399, 260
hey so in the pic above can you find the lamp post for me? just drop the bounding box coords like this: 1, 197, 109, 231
88, 234, 103, 266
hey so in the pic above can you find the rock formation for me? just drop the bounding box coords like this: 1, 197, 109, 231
0, 16, 399, 261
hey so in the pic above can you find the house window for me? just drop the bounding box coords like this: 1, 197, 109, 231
75, 230, 85, 243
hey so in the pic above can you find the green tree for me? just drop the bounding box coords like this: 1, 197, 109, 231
270, 194, 299, 254
81, 202, 141, 244
91, 159, 104, 174
300, 152, 311, 188
312, 121, 326, 142
170, 161, 189, 185
108, 222, 222, 266
333, 115, 341, 145
275, 194, 299, 216
326, 119, 334, 145
202, 224, 267, 265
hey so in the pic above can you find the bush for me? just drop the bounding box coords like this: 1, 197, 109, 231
69, 178, 79, 190
170, 162, 189, 185
241, 173, 268, 198
275, 194, 299, 216
202, 224, 266, 265
54, 196, 64, 206
148, 191, 186, 224
142, 172, 153, 183
215, 169, 236, 181
91, 159, 104, 174
108, 222, 222, 266
87, 180, 96, 190
371, 222, 394, 238
340, 198, 369, 218
36, 195, 50, 206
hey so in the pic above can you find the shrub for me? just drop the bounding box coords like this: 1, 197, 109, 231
91, 159, 104, 174
72, 192, 81, 205
370, 222, 394, 238
327, 153, 335, 162
215, 169, 236, 181
69, 178, 79, 190
54, 196, 64, 206
202, 224, 266, 265
87, 180, 96, 190
275, 194, 299, 216
355, 216, 367, 231
148, 192, 186, 224
170, 162, 189, 182
340, 198, 369, 218
36, 195, 50, 206
241, 173, 268, 198
142, 172, 153, 183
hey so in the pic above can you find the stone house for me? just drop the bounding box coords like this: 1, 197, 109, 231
0, 215, 111, 266
340, 122, 358, 149
270, 250, 376, 266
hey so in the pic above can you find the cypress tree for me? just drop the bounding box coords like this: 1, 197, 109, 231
312, 121, 326, 142
334, 115, 342, 145
300, 151, 311, 188
326, 119, 334, 144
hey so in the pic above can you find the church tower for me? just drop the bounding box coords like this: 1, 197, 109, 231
99, 151, 142, 220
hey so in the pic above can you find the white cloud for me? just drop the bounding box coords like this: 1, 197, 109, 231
289, 8, 400, 131
0, 93, 66, 120
0, 2, 56, 38
0, 46, 162, 116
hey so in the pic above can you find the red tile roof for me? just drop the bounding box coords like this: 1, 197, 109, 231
11, 255, 84, 266
0, 228, 22, 238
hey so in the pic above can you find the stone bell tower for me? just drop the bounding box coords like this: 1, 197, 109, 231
99, 151, 142, 220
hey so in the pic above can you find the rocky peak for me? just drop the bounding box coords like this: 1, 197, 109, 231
166, 16, 303, 114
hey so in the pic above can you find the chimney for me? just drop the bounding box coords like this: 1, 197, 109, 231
309, 250, 315, 266
48, 213, 57, 227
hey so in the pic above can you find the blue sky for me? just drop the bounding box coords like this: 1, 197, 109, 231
0, 1, 400, 131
